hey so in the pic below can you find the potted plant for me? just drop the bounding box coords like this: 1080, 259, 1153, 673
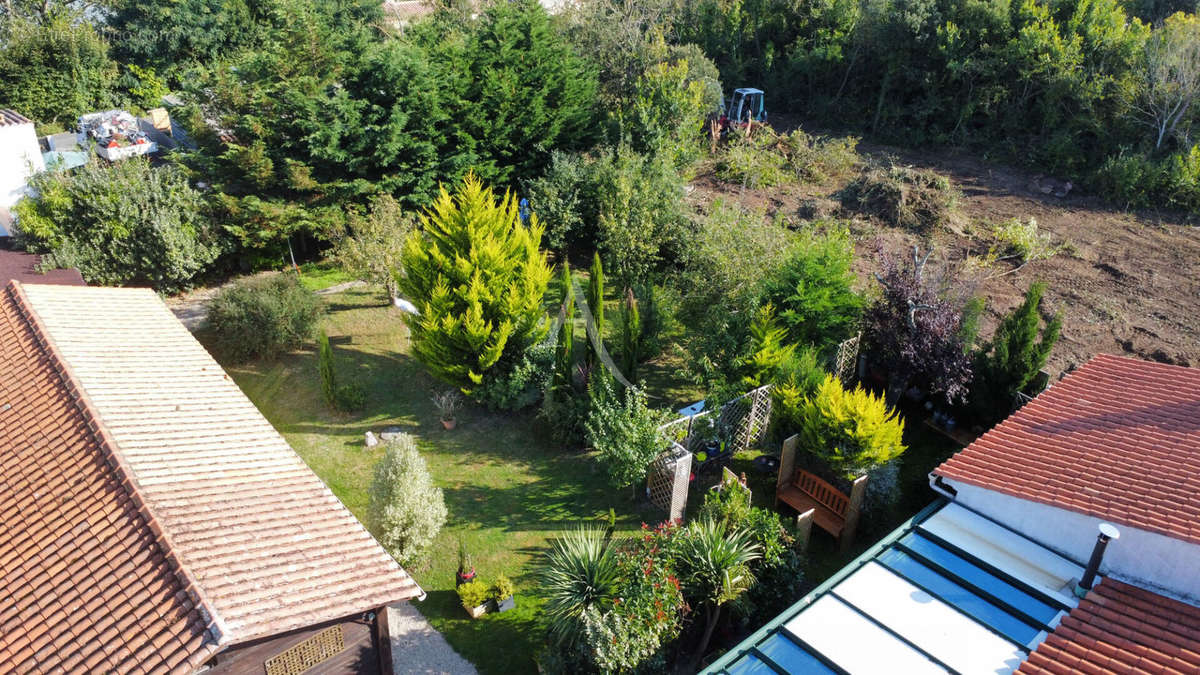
490, 574, 516, 613
432, 389, 462, 430
457, 580, 490, 619
456, 541, 476, 587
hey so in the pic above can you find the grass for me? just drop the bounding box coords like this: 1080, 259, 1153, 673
215, 286, 658, 673
213, 280, 957, 671
296, 260, 357, 291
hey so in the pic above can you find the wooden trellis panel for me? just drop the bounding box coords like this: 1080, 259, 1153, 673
835, 333, 862, 386
647, 444, 691, 522
718, 385, 772, 452
264, 625, 345, 675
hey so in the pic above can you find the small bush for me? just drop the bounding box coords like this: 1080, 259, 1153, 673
716, 130, 791, 188
475, 340, 556, 411
319, 331, 364, 411
841, 163, 959, 231
367, 434, 448, 566
491, 574, 516, 601
205, 274, 322, 361
990, 217, 1063, 263
585, 377, 670, 492
758, 225, 863, 351
334, 384, 367, 411
457, 580, 490, 608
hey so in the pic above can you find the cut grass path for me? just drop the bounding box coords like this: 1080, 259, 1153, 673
214, 286, 657, 673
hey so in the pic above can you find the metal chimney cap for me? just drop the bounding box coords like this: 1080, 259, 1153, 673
1098, 523, 1121, 540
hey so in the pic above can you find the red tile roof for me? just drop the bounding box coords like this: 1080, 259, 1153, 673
1018, 578, 1200, 675
0, 283, 221, 673
934, 353, 1200, 545
1, 281, 423, 669
0, 248, 86, 287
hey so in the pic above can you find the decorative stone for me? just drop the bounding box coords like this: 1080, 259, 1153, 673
365, 431, 379, 448
379, 426, 406, 442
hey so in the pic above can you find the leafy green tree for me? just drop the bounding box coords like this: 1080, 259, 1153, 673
15, 159, 222, 290
796, 374, 907, 479
368, 434, 448, 566
678, 518, 762, 668
398, 174, 552, 394
0, 16, 118, 127
334, 194, 414, 303
584, 378, 669, 493
759, 226, 863, 351
970, 282, 1062, 422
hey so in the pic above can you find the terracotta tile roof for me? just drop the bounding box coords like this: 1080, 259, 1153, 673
0, 109, 33, 126
1018, 578, 1200, 675
0, 247, 86, 287
934, 353, 1200, 544
0, 282, 221, 673
3, 282, 422, 661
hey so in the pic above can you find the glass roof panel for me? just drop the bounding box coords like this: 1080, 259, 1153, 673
783, 595, 947, 675
758, 633, 837, 674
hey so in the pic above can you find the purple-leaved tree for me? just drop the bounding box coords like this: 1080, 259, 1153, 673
863, 246, 973, 404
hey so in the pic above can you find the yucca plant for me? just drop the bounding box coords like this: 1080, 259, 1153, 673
678, 518, 761, 666
539, 526, 622, 646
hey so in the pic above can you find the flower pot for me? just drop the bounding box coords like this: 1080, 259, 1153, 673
456, 569, 476, 587
464, 603, 488, 619
493, 595, 516, 613
442, 418, 456, 430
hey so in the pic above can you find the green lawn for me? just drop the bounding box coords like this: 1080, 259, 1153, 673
216, 282, 959, 671
218, 286, 659, 673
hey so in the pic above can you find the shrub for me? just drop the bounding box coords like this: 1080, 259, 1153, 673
334, 194, 414, 303
617, 288, 641, 380
0, 16, 118, 128
970, 282, 1062, 423
457, 580, 490, 609
716, 129, 791, 188
759, 225, 863, 352
585, 378, 670, 492
205, 274, 322, 361
739, 304, 796, 388
525, 152, 591, 252
318, 331, 365, 411
398, 173, 552, 395
769, 346, 831, 443
619, 39, 717, 167
367, 434, 448, 566
862, 248, 974, 403
491, 574, 516, 601
15, 159, 222, 291
474, 339, 555, 411
990, 217, 1062, 263
841, 163, 960, 231
796, 375, 907, 479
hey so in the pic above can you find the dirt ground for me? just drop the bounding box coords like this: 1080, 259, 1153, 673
689, 125, 1200, 376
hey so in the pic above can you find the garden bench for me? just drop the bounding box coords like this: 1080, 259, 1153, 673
775, 435, 868, 552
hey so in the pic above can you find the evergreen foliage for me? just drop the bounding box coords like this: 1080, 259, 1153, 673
740, 304, 796, 388
397, 174, 552, 394
970, 282, 1063, 422
205, 274, 323, 362
759, 226, 863, 352
553, 264, 576, 392
368, 434, 448, 566
319, 331, 336, 406
618, 288, 641, 380
15, 159, 222, 291
586, 253, 605, 364
796, 375, 907, 479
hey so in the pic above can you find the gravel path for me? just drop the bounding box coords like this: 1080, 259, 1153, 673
387, 603, 478, 675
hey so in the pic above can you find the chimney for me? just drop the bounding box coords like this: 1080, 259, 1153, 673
1075, 523, 1119, 597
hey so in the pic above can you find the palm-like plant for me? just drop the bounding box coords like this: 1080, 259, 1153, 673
539, 525, 622, 646
679, 518, 762, 667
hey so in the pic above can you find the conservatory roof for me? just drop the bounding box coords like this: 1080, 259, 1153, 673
702, 501, 1087, 675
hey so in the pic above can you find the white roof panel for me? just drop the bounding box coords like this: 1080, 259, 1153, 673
836, 562, 1027, 674
784, 594, 947, 675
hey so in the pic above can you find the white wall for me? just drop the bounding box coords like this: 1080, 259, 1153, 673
942, 479, 1200, 605
0, 121, 46, 218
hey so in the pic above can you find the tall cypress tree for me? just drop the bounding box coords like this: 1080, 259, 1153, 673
619, 287, 641, 379
586, 252, 605, 365
970, 282, 1062, 422
553, 263, 576, 391
398, 173, 552, 393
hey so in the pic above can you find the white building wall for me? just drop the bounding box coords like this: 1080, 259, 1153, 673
0, 121, 46, 217
942, 479, 1200, 605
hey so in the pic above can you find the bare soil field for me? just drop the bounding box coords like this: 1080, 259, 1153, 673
689, 128, 1200, 375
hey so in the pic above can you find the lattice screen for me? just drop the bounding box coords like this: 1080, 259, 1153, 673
647, 444, 691, 522
835, 333, 862, 386
264, 625, 345, 675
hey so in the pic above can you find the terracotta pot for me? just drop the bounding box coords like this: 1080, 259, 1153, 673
442, 418, 456, 430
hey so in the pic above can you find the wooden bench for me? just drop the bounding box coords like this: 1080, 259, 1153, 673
775, 435, 868, 552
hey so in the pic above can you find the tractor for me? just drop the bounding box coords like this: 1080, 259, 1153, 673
719, 88, 767, 132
